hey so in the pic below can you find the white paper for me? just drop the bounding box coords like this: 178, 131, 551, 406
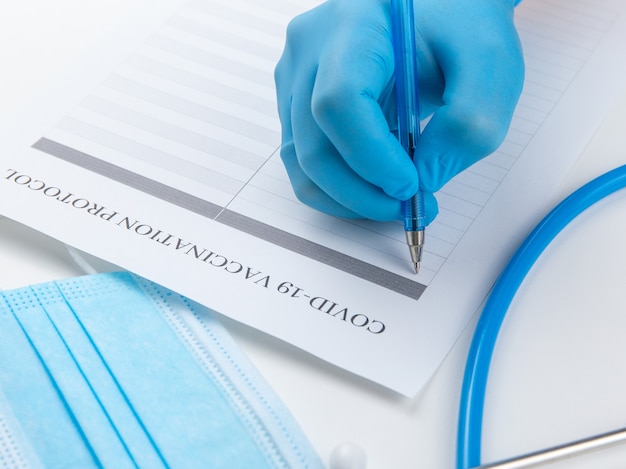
1, 0, 626, 396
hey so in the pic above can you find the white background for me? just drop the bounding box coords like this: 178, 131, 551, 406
2, 2, 626, 468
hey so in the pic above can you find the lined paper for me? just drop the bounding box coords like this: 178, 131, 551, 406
3, 0, 626, 395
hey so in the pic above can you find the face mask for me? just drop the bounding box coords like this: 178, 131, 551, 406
0, 272, 322, 469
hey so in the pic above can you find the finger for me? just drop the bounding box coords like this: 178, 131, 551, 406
290, 76, 403, 222
416, 18, 524, 193
309, 6, 419, 201
276, 56, 363, 219
279, 141, 363, 219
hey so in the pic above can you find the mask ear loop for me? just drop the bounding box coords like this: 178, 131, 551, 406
456, 165, 626, 469
64, 245, 98, 275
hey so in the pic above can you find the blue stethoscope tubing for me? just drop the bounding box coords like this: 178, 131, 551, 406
456, 164, 626, 469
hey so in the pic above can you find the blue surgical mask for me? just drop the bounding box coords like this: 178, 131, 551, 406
0, 272, 323, 469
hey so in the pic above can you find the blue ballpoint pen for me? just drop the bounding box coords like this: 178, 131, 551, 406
390, 0, 426, 274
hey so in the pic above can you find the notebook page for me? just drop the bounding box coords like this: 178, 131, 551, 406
2, 0, 626, 395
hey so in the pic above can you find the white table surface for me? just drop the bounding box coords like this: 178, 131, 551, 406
2, 2, 626, 468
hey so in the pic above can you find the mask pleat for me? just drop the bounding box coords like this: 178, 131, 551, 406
0, 272, 324, 469
56, 272, 271, 469
0, 292, 106, 468
31, 283, 165, 469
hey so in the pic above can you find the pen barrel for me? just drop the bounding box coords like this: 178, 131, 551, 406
392, 0, 425, 233
391, 0, 420, 151
402, 194, 425, 232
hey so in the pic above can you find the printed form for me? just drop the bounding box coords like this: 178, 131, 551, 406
1, 0, 626, 396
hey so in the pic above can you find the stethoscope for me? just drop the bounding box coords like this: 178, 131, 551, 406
457, 165, 626, 468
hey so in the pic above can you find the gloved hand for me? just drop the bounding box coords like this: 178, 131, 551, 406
274, 0, 524, 224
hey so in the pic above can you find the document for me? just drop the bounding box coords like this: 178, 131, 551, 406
1, 0, 626, 396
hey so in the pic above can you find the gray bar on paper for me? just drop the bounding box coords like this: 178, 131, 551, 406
32, 137, 426, 300
217, 210, 426, 300
32, 137, 222, 218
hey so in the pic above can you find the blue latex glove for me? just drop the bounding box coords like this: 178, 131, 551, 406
274, 0, 524, 224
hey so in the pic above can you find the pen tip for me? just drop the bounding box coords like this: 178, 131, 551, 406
414, 262, 420, 275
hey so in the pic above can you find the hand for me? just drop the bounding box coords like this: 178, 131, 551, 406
274, 0, 524, 224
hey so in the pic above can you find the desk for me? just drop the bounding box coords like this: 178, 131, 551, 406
2, 2, 626, 467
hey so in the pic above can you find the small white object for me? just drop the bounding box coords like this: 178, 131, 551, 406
329, 442, 367, 469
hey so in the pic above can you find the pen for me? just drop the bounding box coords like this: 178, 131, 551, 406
390, 0, 426, 274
